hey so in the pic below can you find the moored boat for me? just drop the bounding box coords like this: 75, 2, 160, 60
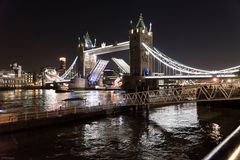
55, 83, 72, 93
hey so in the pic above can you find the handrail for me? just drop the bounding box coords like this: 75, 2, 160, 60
203, 125, 240, 160
0, 102, 126, 124
122, 84, 240, 106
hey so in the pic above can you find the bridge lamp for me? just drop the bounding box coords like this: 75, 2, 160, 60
212, 77, 218, 83
227, 79, 232, 83
59, 57, 66, 62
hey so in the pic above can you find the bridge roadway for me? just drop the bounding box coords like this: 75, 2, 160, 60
84, 41, 129, 56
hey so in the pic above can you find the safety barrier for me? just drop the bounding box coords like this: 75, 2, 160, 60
0, 102, 125, 125
203, 125, 240, 160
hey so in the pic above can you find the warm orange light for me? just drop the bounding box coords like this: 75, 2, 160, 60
227, 79, 232, 83
228, 144, 240, 160
59, 57, 66, 62
212, 77, 218, 82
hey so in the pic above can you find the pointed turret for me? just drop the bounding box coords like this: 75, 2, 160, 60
77, 37, 81, 48
83, 32, 94, 49
93, 38, 96, 47
136, 13, 146, 29
130, 20, 133, 28
149, 23, 152, 32
129, 14, 153, 77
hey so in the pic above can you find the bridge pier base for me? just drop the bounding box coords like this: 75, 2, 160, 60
122, 76, 158, 92
197, 99, 240, 108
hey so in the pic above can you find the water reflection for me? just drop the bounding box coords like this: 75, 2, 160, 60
0, 89, 122, 113
0, 90, 239, 160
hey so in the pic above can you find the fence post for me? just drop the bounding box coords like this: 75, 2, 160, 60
36, 111, 39, 119
74, 106, 76, 114
25, 112, 27, 121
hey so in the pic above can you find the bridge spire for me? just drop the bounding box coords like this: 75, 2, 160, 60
130, 20, 133, 29
83, 32, 94, 49
136, 13, 146, 29
149, 22, 152, 33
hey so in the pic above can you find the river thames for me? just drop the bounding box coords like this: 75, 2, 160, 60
0, 89, 239, 160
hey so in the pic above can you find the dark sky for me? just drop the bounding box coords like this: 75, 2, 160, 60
0, 0, 240, 72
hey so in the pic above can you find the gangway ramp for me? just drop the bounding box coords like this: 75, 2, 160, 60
112, 58, 130, 74
88, 60, 109, 84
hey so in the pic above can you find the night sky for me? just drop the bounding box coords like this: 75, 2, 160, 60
0, 0, 240, 72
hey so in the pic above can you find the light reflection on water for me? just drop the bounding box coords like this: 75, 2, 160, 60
150, 103, 199, 133
0, 89, 121, 112
0, 90, 239, 160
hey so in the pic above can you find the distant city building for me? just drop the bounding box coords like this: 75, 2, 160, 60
0, 62, 36, 88
10, 62, 22, 77
59, 57, 66, 70
58, 57, 66, 76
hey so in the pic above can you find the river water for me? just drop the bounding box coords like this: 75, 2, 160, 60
0, 89, 239, 160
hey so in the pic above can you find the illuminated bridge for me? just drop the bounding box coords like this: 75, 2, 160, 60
46, 14, 240, 88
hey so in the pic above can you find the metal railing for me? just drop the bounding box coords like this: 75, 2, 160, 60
122, 84, 240, 106
203, 125, 240, 160
0, 102, 126, 125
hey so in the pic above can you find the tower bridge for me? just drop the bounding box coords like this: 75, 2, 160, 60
44, 14, 240, 89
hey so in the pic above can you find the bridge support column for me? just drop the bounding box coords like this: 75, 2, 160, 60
122, 76, 158, 92
84, 54, 97, 77
123, 14, 155, 91
78, 43, 85, 78
78, 33, 97, 78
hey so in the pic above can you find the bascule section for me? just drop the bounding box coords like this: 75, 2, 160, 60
87, 60, 109, 86
111, 58, 130, 74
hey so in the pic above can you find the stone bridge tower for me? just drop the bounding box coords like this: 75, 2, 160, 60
123, 14, 156, 91
78, 32, 96, 78
129, 14, 153, 76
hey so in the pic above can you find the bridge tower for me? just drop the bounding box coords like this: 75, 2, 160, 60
78, 41, 85, 78
129, 14, 153, 76
123, 14, 156, 91
78, 32, 96, 78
